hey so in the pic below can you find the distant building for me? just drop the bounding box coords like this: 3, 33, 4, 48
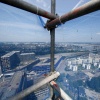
82, 63, 86, 68
93, 58, 99, 63
86, 64, 91, 70
85, 88, 100, 100
71, 60, 77, 65
19, 59, 40, 71
77, 58, 82, 64
32, 56, 63, 74
78, 87, 86, 98
26, 73, 50, 100
87, 57, 92, 64
82, 63, 91, 70
67, 61, 71, 66
1, 71, 26, 100
69, 64, 73, 70
82, 59, 88, 64
84, 72, 94, 79
69, 64, 78, 71
1, 51, 20, 72
72, 65, 78, 71
89, 53, 95, 58
20, 53, 35, 63
94, 62, 97, 67
0, 66, 3, 78
98, 64, 100, 68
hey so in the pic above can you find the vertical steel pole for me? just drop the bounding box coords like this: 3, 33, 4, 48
50, 1, 55, 99
50, 0, 56, 72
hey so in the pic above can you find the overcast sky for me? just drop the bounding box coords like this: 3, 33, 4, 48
0, 0, 100, 42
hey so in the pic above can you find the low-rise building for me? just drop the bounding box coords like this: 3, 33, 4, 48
94, 62, 98, 67
85, 88, 100, 100
69, 64, 78, 71
67, 60, 71, 66
69, 64, 73, 70
82, 59, 88, 64
1, 51, 20, 72
26, 73, 50, 100
72, 65, 78, 71
84, 72, 94, 79
1, 71, 26, 100
20, 53, 35, 63
82, 63, 91, 70
0, 66, 3, 78
98, 64, 100, 68
82, 63, 86, 68
87, 57, 93, 63
86, 64, 91, 70
77, 58, 83, 64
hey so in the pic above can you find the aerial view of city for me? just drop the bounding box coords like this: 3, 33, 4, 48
0, 0, 100, 100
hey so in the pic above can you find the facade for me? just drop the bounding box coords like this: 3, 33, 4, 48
87, 57, 93, 63
82, 59, 88, 64
1, 51, 20, 72
98, 64, 100, 68
82, 63, 86, 68
82, 63, 91, 69
69, 64, 78, 71
72, 65, 78, 71
69, 64, 73, 70
20, 53, 35, 63
86, 64, 91, 70
94, 62, 98, 67
26, 74, 50, 100
85, 88, 100, 100
67, 61, 71, 66
0, 66, 3, 78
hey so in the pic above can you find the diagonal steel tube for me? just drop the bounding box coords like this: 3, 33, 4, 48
46, 0, 100, 29
9, 72, 60, 100
0, 0, 57, 20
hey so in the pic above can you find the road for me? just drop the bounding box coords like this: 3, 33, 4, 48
56, 58, 66, 74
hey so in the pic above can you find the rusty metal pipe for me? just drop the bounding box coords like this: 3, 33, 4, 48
50, 81, 72, 100
46, 0, 100, 29
0, 0, 57, 20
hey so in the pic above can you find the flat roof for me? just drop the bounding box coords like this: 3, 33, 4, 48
35, 55, 61, 66
84, 72, 94, 78
1, 51, 20, 58
85, 88, 100, 99
1, 71, 24, 100
20, 52, 35, 55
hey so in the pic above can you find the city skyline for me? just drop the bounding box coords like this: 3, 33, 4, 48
0, 0, 100, 42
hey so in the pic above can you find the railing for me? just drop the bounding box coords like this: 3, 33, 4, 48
0, 0, 100, 100
9, 72, 60, 100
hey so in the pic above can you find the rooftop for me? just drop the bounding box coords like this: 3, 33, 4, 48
1, 71, 24, 100
20, 52, 35, 56
1, 51, 20, 58
85, 88, 100, 100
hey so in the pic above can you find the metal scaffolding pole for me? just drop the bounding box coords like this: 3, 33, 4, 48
0, 0, 57, 20
50, 0, 56, 72
46, 0, 100, 29
9, 72, 60, 100
50, 81, 72, 100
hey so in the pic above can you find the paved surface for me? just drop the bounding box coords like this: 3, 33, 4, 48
56, 59, 66, 74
